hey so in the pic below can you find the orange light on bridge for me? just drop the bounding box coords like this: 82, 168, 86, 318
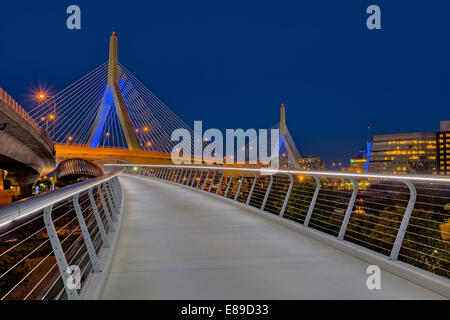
68, 136, 73, 141
35, 90, 49, 102
143, 127, 149, 132
146, 142, 151, 147
106, 132, 110, 137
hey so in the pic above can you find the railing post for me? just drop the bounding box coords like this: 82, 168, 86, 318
280, 174, 294, 217
224, 170, 234, 198
113, 177, 122, 204
191, 169, 198, 187
186, 169, 193, 185
390, 180, 417, 260
202, 170, 210, 190
164, 168, 170, 180
173, 169, 180, 182
196, 169, 204, 188
178, 169, 183, 183
106, 180, 119, 213
88, 188, 110, 248
234, 172, 244, 201
260, 175, 274, 210
246, 172, 257, 205
177, 169, 182, 182
108, 178, 119, 203
209, 170, 216, 191
98, 185, 115, 231
216, 171, 224, 194
103, 182, 118, 221
73, 193, 101, 273
338, 177, 358, 240
43, 204, 80, 300
170, 169, 176, 182
304, 175, 321, 227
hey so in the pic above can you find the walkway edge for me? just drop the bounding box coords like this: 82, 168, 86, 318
159, 178, 450, 299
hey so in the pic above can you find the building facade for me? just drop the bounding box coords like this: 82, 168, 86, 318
343, 151, 368, 174
298, 155, 325, 171
437, 121, 450, 175
368, 132, 436, 174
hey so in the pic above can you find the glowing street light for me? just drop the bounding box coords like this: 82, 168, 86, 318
35, 91, 56, 140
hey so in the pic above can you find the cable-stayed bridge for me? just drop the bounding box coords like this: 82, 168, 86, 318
27, 34, 193, 166
0, 33, 448, 300
2, 32, 302, 192
27, 32, 301, 170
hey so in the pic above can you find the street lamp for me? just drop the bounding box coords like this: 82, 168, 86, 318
36, 92, 56, 140
103, 132, 110, 148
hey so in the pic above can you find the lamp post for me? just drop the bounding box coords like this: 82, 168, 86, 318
37, 92, 56, 140
103, 132, 110, 148
142, 126, 151, 150
134, 126, 152, 150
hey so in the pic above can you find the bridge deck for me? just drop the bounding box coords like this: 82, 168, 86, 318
102, 174, 444, 299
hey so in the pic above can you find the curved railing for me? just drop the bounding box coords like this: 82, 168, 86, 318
0, 88, 52, 148
0, 169, 123, 300
119, 164, 450, 296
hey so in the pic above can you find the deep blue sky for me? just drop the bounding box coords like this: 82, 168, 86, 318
1, 1, 449, 165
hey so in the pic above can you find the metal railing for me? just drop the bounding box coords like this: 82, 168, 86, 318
121, 164, 450, 282
0, 87, 52, 147
0, 169, 123, 300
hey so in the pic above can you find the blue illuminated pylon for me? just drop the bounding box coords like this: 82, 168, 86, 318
88, 33, 140, 150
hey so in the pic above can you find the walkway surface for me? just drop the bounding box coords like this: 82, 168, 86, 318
102, 174, 445, 299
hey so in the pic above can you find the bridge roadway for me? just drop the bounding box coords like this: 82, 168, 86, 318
102, 174, 445, 299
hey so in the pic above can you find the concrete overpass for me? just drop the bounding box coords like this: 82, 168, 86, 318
0, 88, 55, 195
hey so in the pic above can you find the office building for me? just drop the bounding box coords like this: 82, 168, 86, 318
369, 132, 436, 174
436, 121, 450, 175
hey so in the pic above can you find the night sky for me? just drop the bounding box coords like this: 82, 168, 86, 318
1, 1, 449, 166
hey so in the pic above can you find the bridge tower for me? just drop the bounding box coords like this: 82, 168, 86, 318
279, 103, 301, 169
88, 32, 140, 150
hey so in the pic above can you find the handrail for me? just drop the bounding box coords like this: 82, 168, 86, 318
0, 169, 123, 227
108, 164, 450, 183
